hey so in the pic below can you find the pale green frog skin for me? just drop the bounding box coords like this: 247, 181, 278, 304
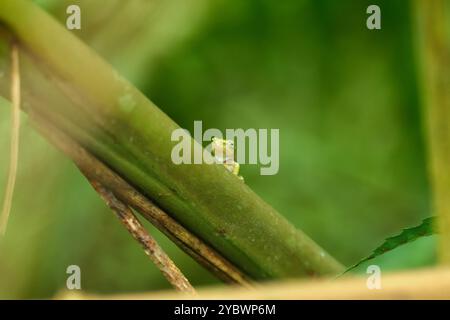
211, 137, 243, 180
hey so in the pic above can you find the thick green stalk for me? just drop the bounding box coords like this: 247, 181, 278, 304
0, 0, 343, 279
415, 0, 450, 263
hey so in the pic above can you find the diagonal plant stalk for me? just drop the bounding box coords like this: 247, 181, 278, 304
0, 0, 344, 280
0, 41, 20, 235
87, 179, 196, 294
415, 0, 450, 263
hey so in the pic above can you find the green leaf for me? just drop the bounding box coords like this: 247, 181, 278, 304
345, 217, 436, 273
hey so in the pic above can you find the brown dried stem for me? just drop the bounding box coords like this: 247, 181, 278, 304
87, 179, 195, 294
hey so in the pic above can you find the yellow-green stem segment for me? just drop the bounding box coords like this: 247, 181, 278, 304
415, 0, 450, 263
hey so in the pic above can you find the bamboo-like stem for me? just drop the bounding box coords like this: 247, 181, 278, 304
0, 42, 20, 235
87, 179, 196, 294
415, 0, 450, 263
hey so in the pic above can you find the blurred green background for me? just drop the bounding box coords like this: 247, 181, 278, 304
0, 0, 437, 298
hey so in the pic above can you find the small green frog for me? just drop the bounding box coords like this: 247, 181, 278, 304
211, 137, 243, 180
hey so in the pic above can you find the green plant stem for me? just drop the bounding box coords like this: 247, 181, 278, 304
0, 0, 343, 279
415, 0, 450, 263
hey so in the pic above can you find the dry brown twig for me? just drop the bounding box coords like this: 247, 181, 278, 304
87, 179, 196, 294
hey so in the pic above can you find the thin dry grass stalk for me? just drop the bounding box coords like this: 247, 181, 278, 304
0, 42, 21, 236
88, 179, 196, 294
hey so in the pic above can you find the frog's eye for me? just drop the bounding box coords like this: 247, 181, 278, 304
228, 141, 234, 147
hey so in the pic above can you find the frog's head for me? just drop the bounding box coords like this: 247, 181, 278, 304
211, 137, 235, 157
212, 137, 234, 149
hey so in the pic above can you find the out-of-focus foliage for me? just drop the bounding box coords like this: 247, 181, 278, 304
38, 0, 211, 86
0, 0, 438, 298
